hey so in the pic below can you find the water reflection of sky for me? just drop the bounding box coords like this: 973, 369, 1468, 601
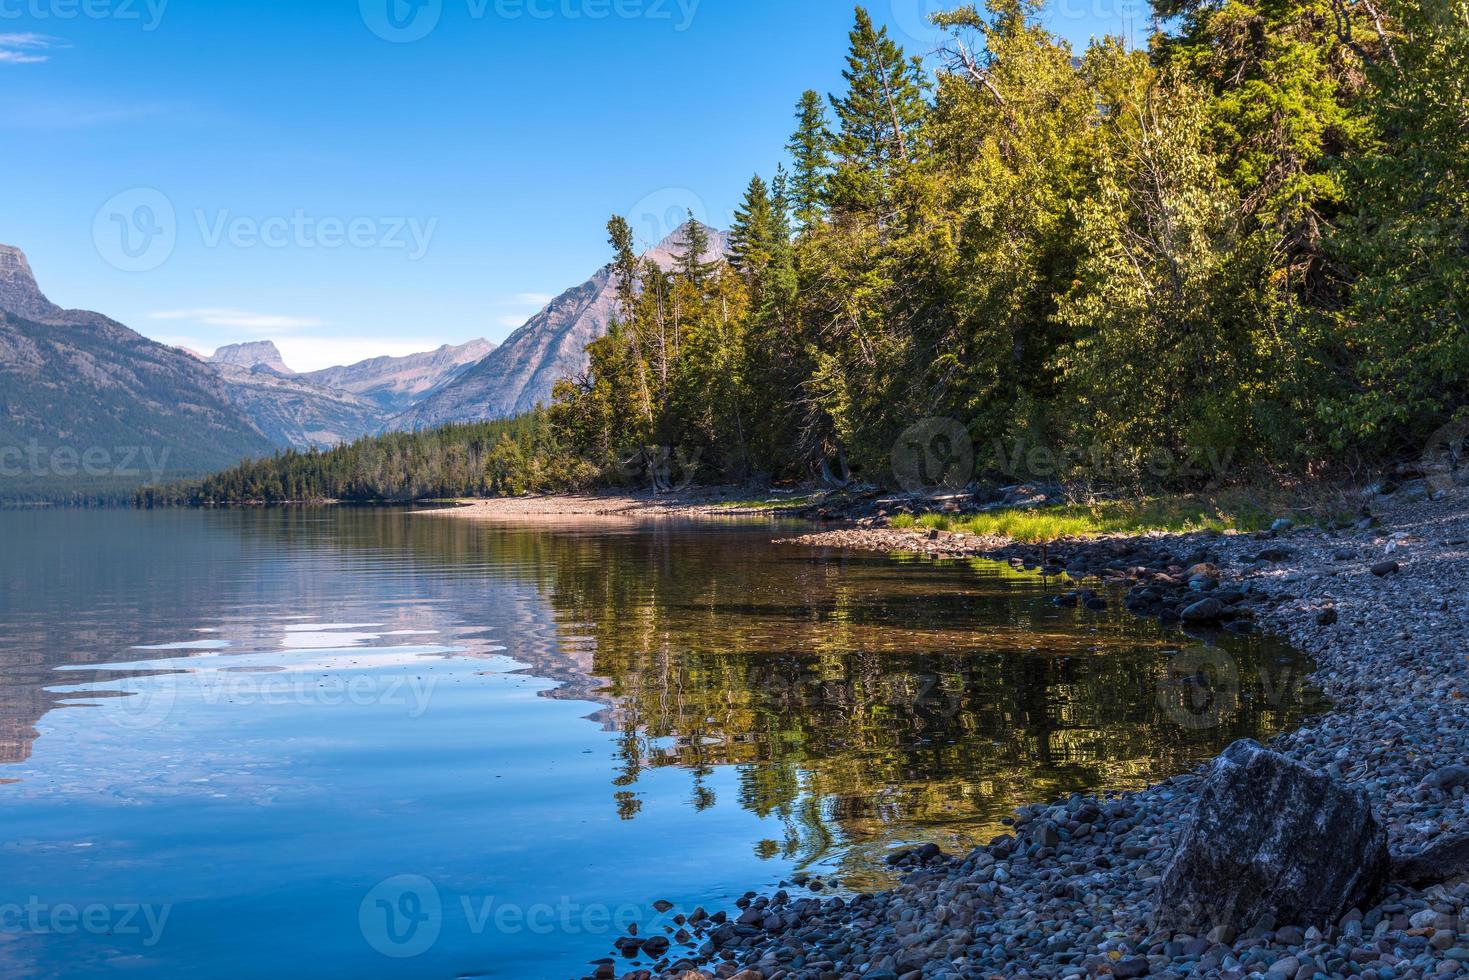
0, 508, 1317, 979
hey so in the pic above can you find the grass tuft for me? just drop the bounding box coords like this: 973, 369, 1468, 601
892, 493, 1295, 544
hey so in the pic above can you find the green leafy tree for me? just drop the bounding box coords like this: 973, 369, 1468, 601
1324, 0, 1469, 453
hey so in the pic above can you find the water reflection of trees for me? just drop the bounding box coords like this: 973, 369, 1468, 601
466, 517, 1317, 883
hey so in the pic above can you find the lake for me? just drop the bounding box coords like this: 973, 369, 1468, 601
0, 508, 1316, 979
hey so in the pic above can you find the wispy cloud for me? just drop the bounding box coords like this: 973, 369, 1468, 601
0, 98, 188, 130
0, 33, 65, 65
150, 308, 328, 332
493, 292, 555, 330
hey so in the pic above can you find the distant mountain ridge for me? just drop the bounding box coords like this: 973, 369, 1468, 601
303, 339, 494, 413
211, 341, 293, 375
395, 222, 730, 429
187, 338, 498, 447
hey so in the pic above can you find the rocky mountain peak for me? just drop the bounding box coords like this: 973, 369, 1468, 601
211, 340, 293, 375
0, 244, 64, 321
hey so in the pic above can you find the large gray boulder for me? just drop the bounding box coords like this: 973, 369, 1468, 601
1155, 740, 1389, 933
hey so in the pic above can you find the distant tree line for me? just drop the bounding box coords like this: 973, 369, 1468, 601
134, 415, 586, 505
150, 0, 1469, 504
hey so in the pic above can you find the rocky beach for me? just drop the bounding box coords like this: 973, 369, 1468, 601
584, 486, 1469, 980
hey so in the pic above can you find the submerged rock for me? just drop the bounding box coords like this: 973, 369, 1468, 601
1155, 739, 1389, 933
1181, 597, 1226, 623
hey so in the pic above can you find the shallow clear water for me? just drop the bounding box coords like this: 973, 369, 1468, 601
0, 508, 1316, 979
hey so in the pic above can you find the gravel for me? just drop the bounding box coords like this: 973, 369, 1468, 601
588, 488, 1469, 980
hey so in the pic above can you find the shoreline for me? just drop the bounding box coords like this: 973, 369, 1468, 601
582, 487, 1469, 980
434, 488, 824, 520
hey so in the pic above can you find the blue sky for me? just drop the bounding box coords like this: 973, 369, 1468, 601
2, 0, 1147, 370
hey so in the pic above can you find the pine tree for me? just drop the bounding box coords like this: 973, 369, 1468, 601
828, 6, 929, 214
770, 164, 793, 240
730, 175, 776, 283
607, 214, 654, 425
787, 90, 832, 227
607, 215, 639, 319
674, 211, 717, 286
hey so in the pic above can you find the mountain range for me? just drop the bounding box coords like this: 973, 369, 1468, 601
1, 244, 275, 501
0, 222, 728, 500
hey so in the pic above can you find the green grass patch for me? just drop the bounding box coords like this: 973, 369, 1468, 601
896, 493, 1291, 544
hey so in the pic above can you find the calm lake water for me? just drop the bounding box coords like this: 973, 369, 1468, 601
0, 508, 1316, 979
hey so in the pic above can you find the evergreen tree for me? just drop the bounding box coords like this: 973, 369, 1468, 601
674, 211, 717, 286
730, 175, 777, 284
828, 6, 929, 215
607, 214, 654, 425
788, 90, 833, 226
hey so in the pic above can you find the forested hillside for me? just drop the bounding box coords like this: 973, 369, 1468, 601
553, 0, 1468, 488
158, 0, 1469, 504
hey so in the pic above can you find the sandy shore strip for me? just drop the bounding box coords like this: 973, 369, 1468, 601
433, 488, 822, 520
584, 488, 1469, 980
